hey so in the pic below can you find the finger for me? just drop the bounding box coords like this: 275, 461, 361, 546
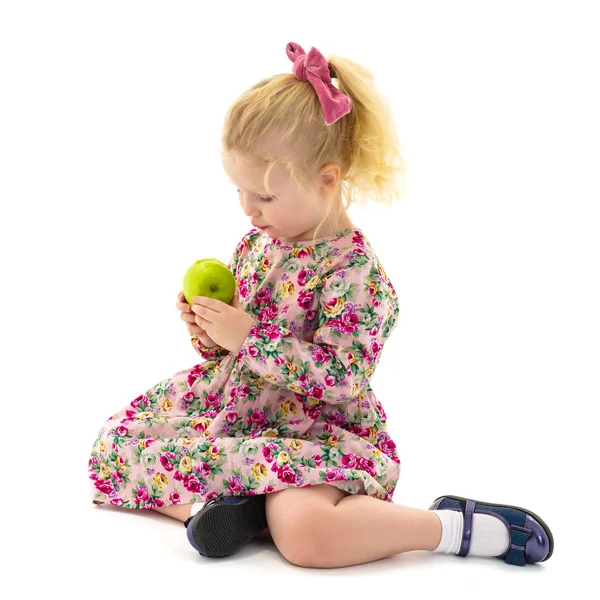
187, 323, 203, 336
177, 292, 190, 310
195, 315, 217, 334
193, 296, 222, 313
186, 323, 215, 345
186, 319, 207, 334
192, 305, 216, 324
177, 302, 191, 313
180, 311, 199, 324
198, 333, 217, 347
195, 316, 216, 339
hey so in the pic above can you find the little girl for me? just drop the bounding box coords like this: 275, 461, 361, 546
88, 41, 553, 569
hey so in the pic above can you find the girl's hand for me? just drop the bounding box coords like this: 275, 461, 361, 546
176, 290, 218, 347
191, 290, 255, 354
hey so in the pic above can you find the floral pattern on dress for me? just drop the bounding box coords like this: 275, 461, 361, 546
88, 227, 401, 510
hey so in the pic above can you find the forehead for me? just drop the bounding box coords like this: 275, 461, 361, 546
222, 153, 289, 192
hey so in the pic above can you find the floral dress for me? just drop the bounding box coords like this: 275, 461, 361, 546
88, 226, 402, 511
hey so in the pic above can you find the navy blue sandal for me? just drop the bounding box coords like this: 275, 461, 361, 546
185, 494, 268, 558
429, 495, 554, 566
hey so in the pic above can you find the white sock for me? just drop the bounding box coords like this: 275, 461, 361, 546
432, 510, 511, 557
189, 502, 203, 518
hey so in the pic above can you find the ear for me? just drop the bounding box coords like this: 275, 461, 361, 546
319, 163, 341, 191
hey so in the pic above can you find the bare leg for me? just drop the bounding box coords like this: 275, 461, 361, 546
267, 485, 443, 568
152, 503, 194, 522
322, 494, 443, 566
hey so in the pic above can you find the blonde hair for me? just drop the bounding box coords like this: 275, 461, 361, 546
220, 50, 406, 244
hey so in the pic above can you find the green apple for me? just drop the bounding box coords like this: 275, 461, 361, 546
183, 258, 236, 305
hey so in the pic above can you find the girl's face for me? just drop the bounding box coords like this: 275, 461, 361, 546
222, 153, 347, 243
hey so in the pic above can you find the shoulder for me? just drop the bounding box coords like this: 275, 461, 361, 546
233, 227, 264, 258
321, 229, 386, 280
320, 230, 399, 315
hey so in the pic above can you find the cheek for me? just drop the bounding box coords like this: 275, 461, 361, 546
271, 206, 290, 224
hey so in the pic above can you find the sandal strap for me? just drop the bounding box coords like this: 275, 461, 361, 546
458, 501, 533, 565
458, 499, 475, 556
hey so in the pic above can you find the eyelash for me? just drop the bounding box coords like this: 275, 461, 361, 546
236, 189, 274, 203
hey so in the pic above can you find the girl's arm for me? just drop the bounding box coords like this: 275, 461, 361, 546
237, 255, 400, 404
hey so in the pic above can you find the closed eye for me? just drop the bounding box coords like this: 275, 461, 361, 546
236, 189, 274, 203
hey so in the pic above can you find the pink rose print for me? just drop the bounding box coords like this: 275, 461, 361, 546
298, 289, 314, 310
298, 269, 315, 286
160, 452, 177, 471
255, 288, 273, 305
228, 476, 244, 493
277, 464, 298, 484
340, 311, 359, 334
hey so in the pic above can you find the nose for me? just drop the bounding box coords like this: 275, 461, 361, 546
239, 193, 260, 218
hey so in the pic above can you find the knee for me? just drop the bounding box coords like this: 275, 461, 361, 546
268, 504, 333, 568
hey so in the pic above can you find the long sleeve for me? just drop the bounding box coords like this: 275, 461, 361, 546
237, 255, 400, 404
190, 335, 230, 361
190, 238, 244, 361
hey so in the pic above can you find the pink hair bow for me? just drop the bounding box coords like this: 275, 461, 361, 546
286, 42, 352, 126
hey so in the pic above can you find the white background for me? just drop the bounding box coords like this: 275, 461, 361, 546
1, 0, 598, 597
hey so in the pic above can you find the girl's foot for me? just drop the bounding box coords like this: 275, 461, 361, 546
185, 494, 268, 558
429, 495, 553, 566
